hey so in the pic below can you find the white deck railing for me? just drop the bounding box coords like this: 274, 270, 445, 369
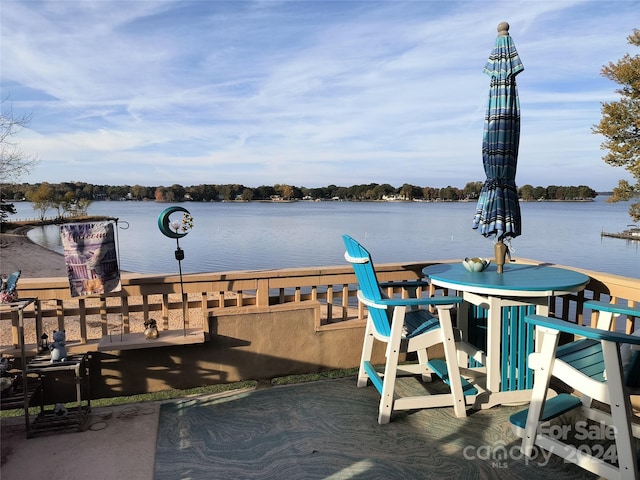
1, 259, 638, 351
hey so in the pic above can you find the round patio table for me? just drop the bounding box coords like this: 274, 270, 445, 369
422, 262, 589, 407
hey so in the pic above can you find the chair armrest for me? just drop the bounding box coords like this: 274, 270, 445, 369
525, 314, 640, 346
584, 300, 640, 319
375, 296, 463, 308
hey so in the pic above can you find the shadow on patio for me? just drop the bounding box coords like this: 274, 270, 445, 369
154, 376, 599, 480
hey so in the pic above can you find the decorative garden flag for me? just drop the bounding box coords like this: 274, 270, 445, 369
60, 222, 121, 297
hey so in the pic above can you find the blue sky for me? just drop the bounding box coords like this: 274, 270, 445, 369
1, 0, 637, 190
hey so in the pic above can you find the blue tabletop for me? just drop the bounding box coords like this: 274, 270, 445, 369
422, 263, 589, 293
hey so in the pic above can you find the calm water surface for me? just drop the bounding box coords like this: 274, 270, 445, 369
14, 198, 639, 279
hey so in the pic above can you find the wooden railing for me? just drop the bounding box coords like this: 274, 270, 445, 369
1, 259, 638, 351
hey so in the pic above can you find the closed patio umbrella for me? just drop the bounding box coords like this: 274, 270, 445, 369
472, 22, 524, 273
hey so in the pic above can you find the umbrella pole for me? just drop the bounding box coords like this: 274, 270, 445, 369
494, 240, 507, 273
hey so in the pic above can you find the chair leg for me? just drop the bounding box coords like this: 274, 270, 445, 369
521, 327, 559, 457
358, 318, 376, 388
378, 357, 399, 424
601, 342, 639, 479
438, 307, 467, 418
378, 307, 406, 424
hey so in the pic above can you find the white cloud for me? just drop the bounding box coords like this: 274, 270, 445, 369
1, 0, 637, 190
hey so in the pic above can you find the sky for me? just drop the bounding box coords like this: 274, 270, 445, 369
1, 0, 638, 191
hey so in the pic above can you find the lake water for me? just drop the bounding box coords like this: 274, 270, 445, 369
12, 198, 640, 279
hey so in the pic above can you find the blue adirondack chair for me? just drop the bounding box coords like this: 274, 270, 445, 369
343, 234, 479, 424
510, 300, 640, 479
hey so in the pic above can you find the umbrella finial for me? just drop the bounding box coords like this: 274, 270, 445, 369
497, 22, 510, 36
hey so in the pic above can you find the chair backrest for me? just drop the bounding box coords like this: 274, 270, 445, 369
342, 235, 391, 337
527, 313, 640, 390
585, 302, 640, 389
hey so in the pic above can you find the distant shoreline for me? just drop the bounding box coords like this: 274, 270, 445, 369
4, 198, 598, 210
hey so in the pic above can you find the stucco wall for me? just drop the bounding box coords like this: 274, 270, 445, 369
84, 302, 386, 399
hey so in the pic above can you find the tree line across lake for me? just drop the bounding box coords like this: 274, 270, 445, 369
2, 181, 598, 203
0, 181, 598, 222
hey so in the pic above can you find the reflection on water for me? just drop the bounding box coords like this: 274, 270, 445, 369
15, 199, 639, 278
27, 226, 64, 253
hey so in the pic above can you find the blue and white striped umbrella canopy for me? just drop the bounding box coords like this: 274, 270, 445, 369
472, 23, 523, 241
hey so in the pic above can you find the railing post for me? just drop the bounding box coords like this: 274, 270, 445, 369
100, 297, 108, 336
610, 296, 619, 331
326, 285, 334, 322
11, 309, 19, 348
256, 278, 269, 307
56, 299, 64, 331
576, 290, 585, 327
162, 294, 169, 330
236, 291, 243, 307
142, 294, 150, 323
342, 284, 349, 321
121, 295, 130, 333
182, 292, 189, 329
200, 292, 208, 326
34, 300, 42, 347
627, 300, 637, 334
79, 298, 87, 342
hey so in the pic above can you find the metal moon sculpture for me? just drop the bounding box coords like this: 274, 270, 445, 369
158, 206, 194, 335
158, 206, 191, 239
